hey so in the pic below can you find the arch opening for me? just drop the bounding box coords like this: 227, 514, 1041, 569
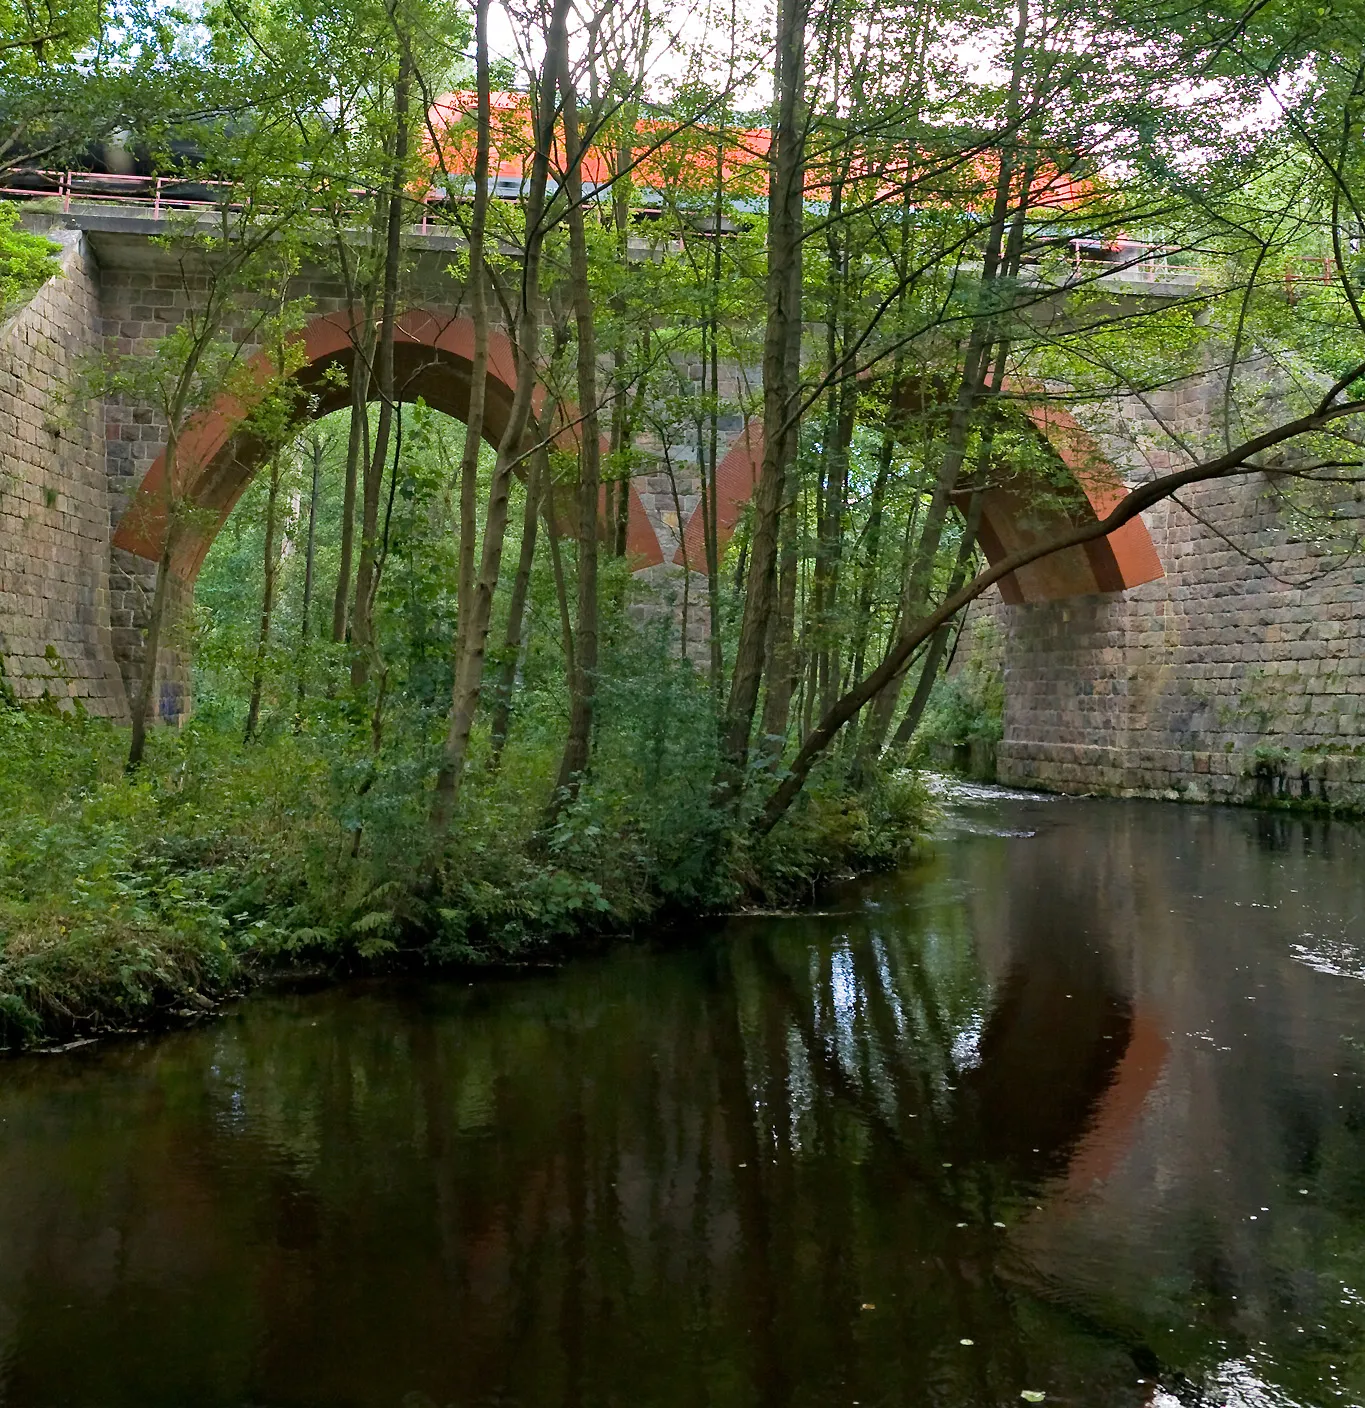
113, 309, 663, 582
672, 382, 1163, 603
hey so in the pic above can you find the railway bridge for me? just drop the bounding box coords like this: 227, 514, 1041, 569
2, 204, 1362, 807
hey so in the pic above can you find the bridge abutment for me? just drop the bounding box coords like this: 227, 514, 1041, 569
997, 405, 1365, 810
0, 223, 129, 716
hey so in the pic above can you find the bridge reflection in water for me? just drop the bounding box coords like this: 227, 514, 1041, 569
0, 789, 1363, 1407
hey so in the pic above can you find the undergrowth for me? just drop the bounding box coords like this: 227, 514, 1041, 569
0, 699, 931, 1050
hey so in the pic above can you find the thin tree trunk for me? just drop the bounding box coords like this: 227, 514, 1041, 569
296, 433, 323, 716
550, 67, 603, 807
705, 311, 722, 705
758, 489, 799, 754
430, 0, 493, 834
607, 244, 629, 560
811, 168, 846, 722
719, 0, 806, 787
245, 449, 284, 742
488, 446, 545, 763
729, 512, 750, 618
661, 440, 691, 655
844, 404, 894, 686
816, 373, 855, 720
351, 46, 412, 688
543, 481, 575, 679
332, 334, 373, 642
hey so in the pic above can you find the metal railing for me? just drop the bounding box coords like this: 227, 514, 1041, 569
1062, 250, 1341, 290
0, 169, 452, 234
3, 174, 1351, 286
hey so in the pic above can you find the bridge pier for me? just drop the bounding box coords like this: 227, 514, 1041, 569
997, 383, 1365, 811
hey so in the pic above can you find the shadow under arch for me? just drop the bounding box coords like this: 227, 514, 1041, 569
112, 309, 664, 583
672, 379, 1163, 603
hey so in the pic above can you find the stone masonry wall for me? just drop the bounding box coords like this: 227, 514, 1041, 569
997, 359, 1365, 810
0, 222, 128, 716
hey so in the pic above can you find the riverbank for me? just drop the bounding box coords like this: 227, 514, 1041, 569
0, 703, 929, 1050
998, 739, 1365, 815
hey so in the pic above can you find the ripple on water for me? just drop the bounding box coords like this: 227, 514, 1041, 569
945, 821, 1040, 838
1290, 935, 1365, 982
1153, 1356, 1311, 1408
922, 772, 1052, 836
921, 771, 1062, 806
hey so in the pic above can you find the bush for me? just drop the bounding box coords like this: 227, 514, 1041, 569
913, 617, 1003, 778
743, 765, 933, 904
0, 205, 61, 317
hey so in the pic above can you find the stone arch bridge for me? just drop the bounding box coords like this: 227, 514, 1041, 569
4, 207, 1362, 806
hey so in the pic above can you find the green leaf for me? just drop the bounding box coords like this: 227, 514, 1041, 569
355, 936, 397, 960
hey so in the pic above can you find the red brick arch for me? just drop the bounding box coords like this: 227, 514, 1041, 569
672, 385, 1163, 603
112, 309, 663, 581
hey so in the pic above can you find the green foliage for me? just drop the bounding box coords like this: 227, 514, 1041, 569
744, 767, 933, 904
0, 203, 59, 315
913, 619, 1005, 776
0, 560, 927, 1046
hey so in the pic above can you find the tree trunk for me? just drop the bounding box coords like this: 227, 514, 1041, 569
245, 449, 284, 742
718, 0, 807, 787
705, 311, 723, 704
332, 334, 373, 642
488, 446, 545, 763
758, 488, 799, 754
351, 46, 412, 688
811, 169, 847, 722
550, 69, 603, 807
844, 404, 894, 687
543, 478, 575, 679
662, 441, 692, 654
296, 432, 323, 716
430, 0, 494, 835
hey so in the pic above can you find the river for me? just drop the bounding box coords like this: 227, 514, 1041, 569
2, 785, 1365, 1407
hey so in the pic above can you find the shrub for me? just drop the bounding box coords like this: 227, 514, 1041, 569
913, 618, 1003, 777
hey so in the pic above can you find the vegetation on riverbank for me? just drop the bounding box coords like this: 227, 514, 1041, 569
5, 0, 1365, 1045
0, 696, 929, 1050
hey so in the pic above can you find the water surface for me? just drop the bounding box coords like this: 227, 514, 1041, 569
3, 788, 1365, 1407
